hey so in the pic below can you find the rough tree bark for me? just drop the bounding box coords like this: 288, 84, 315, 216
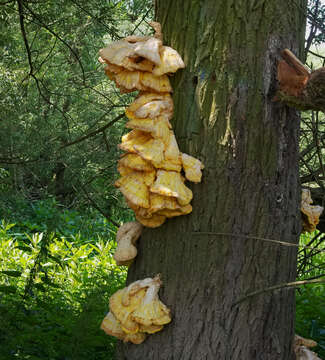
117, 0, 307, 359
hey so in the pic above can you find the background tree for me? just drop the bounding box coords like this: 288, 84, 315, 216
117, 0, 308, 359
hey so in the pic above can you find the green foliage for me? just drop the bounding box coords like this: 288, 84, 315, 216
296, 231, 325, 358
0, 0, 153, 213
296, 286, 325, 358
0, 213, 127, 360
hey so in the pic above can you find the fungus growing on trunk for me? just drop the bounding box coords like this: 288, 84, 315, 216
301, 189, 324, 233
100, 275, 171, 343
99, 23, 204, 257
114, 221, 143, 266
294, 335, 321, 360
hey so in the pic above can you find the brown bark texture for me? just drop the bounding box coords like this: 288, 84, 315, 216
116, 0, 306, 359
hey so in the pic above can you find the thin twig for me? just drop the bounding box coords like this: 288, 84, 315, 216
76, 183, 120, 228
232, 278, 325, 307
59, 113, 124, 150
190, 232, 325, 252
21, 1, 86, 84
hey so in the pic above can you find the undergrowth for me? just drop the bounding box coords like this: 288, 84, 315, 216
0, 199, 324, 359
0, 198, 127, 360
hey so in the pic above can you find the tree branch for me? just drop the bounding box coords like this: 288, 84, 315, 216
59, 113, 125, 150
20, 0, 86, 84
277, 49, 325, 111
17, 0, 33, 76
233, 279, 325, 307
75, 182, 120, 228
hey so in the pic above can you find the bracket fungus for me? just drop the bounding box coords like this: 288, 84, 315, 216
100, 275, 171, 344
114, 221, 143, 266
276, 49, 325, 111
99, 22, 204, 229
301, 189, 324, 233
294, 335, 321, 360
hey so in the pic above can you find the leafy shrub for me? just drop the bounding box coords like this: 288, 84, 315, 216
0, 220, 127, 360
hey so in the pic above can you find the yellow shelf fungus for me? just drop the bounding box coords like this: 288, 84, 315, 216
126, 92, 173, 120
301, 189, 323, 233
101, 275, 171, 344
294, 335, 321, 360
99, 24, 204, 235
152, 46, 185, 76
118, 153, 154, 172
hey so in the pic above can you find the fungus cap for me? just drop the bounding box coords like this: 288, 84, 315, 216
100, 312, 125, 340
119, 153, 155, 172
115, 70, 144, 92
158, 204, 192, 218
135, 213, 166, 228
131, 277, 172, 326
126, 117, 171, 144
148, 193, 180, 214
181, 153, 204, 183
119, 130, 153, 154
109, 287, 147, 334
294, 335, 321, 360
124, 56, 154, 72
99, 40, 135, 66
117, 168, 156, 188
123, 332, 147, 344
152, 158, 182, 172
153, 46, 185, 76
134, 37, 162, 65
164, 131, 180, 161
101, 60, 124, 74
117, 164, 134, 177
150, 170, 193, 206
115, 173, 150, 208
114, 221, 143, 265
139, 324, 163, 334
140, 72, 172, 93
133, 138, 165, 164
126, 92, 173, 121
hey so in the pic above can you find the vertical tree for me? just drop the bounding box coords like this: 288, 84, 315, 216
117, 0, 307, 359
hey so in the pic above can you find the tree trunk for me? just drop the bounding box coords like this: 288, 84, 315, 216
117, 1, 306, 359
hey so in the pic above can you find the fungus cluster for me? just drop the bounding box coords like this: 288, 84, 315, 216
294, 335, 321, 360
301, 189, 324, 233
100, 275, 171, 344
99, 22, 204, 228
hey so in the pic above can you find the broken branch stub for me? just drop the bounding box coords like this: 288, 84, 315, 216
276, 49, 325, 111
